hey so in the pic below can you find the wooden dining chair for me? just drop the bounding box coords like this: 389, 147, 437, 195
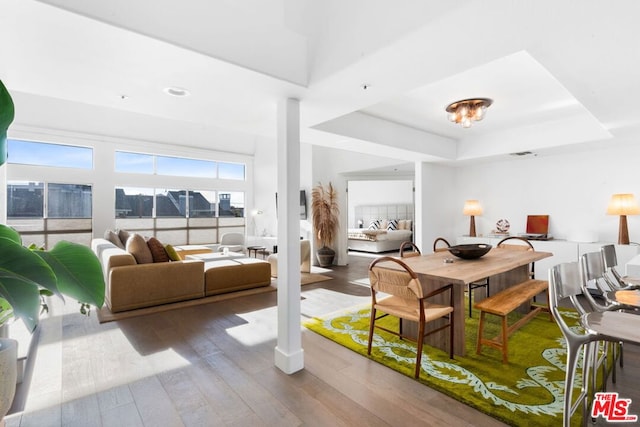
399, 241, 421, 258
367, 256, 454, 379
442, 236, 490, 317
497, 236, 535, 279
432, 237, 450, 252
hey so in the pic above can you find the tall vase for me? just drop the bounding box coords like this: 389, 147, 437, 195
0, 338, 17, 427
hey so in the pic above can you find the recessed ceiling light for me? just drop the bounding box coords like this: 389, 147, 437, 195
163, 86, 190, 97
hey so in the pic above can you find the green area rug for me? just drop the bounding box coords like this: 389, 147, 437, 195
303, 304, 589, 427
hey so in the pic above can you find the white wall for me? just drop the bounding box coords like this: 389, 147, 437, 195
347, 180, 413, 228
451, 141, 640, 244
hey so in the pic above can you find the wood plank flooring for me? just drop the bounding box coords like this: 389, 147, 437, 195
5, 253, 640, 426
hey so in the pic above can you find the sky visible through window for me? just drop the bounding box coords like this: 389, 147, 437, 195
116, 151, 245, 180
8, 139, 93, 169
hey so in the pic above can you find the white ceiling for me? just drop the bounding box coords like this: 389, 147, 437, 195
2, 0, 639, 168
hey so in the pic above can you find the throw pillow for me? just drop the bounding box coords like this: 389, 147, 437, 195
387, 219, 399, 231
165, 244, 182, 261
368, 219, 382, 230
147, 237, 170, 263
126, 233, 154, 264
118, 229, 130, 246
104, 229, 125, 249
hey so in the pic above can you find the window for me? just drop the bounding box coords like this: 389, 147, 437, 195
189, 190, 216, 218
219, 162, 245, 180
218, 192, 244, 217
7, 181, 93, 248
155, 189, 186, 218
115, 151, 244, 180
156, 156, 216, 178
115, 152, 153, 174
116, 187, 154, 218
8, 139, 93, 169
7, 181, 44, 218
47, 184, 92, 218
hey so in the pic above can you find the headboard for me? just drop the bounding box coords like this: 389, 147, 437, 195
354, 204, 414, 229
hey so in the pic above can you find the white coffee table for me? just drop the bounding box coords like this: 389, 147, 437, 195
185, 251, 245, 261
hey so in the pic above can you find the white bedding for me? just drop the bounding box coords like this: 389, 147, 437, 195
348, 229, 412, 242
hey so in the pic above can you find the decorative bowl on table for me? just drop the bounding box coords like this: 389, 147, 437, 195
447, 244, 492, 260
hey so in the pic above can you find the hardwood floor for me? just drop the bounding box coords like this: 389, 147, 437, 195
5, 253, 640, 426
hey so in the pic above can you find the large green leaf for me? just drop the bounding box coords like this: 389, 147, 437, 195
0, 224, 22, 245
35, 241, 105, 308
0, 238, 53, 331
0, 80, 15, 167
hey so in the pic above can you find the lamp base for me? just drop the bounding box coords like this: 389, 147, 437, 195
469, 216, 476, 237
618, 215, 630, 245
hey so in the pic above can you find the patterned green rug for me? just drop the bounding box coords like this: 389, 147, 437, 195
303, 304, 588, 427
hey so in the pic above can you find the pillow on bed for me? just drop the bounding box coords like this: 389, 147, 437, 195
387, 219, 399, 231
398, 219, 413, 230
368, 219, 382, 230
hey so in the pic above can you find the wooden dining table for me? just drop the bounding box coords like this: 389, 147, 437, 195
377, 247, 552, 355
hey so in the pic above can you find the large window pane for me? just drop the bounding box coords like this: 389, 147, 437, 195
8, 139, 92, 169
7, 181, 44, 218
218, 162, 245, 180
156, 189, 186, 217
218, 191, 244, 217
189, 190, 216, 218
115, 151, 154, 174
116, 187, 154, 218
157, 156, 216, 178
48, 184, 92, 218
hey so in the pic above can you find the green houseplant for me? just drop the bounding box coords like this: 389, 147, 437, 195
311, 182, 340, 267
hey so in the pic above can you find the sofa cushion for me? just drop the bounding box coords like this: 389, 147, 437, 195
126, 233, 153, 264
204, 259, 271, 296
165, 244, 181, 261
104, 229, 125, 249
147, 237, 170, 263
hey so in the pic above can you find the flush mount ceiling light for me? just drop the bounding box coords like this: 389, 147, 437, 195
446, 98, 493, 128
163, 86, 190, 97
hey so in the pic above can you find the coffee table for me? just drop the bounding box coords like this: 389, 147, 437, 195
185, 251, 245, 261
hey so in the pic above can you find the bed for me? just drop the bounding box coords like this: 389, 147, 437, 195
348, 204, 414, 253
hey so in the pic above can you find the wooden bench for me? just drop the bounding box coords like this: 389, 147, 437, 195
474, 279, 552, 363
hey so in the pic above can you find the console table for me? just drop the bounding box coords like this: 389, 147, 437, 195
457, 236, 640, 283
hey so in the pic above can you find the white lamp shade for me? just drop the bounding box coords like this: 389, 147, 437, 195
463, 200, 483, 216
607, 193, 640, 215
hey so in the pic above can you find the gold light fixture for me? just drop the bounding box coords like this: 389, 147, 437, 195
446, 98, 493, 128
463, 200, 483, 237
607, 193, 640, 244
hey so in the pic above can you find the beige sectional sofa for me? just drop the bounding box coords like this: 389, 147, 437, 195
92, 238, 271, 313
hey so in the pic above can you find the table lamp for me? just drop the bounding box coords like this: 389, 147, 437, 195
607, 193, 640, 244
463, 200, 483, 237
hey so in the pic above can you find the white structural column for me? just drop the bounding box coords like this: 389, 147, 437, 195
274, 98, 304, 374
414, 161, 425, 252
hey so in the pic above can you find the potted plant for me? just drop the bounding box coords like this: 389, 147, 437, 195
311, 182, 340, 267
0, 80, 106, 424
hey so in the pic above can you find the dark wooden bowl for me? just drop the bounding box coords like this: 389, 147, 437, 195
447, 243, 492, 260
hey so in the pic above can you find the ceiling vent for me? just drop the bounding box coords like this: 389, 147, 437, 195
509, 151, 534, 157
